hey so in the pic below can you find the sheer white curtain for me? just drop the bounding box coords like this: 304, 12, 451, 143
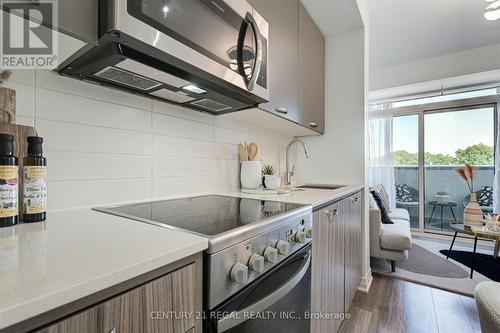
494, 110, 500, 214
368, 108, 395, 209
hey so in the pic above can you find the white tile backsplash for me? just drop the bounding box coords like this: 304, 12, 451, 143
46, 151, 151, 181
10, 70, 291, 211
36, 88, 152, 133
152, 112, 213, 141
37, 119, 153, 155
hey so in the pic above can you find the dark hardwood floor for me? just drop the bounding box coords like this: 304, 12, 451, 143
339, 275, 481, 333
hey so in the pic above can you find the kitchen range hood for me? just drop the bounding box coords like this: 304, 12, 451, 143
59, 0, 269, 114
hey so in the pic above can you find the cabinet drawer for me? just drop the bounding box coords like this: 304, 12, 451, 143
36, 263, 197, 333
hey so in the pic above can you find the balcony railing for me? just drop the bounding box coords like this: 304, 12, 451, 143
394, 165, 494, 230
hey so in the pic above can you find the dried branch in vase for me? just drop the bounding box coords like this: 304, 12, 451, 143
454, 164, 477, 193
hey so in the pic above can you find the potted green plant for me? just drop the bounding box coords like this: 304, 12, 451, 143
262, 164, 281, 190
0, 70, 15, 124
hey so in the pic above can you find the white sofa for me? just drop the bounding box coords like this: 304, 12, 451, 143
369, 195, 413, 272
475, 281, 500, 333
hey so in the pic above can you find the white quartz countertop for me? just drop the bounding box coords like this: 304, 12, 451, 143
0, 209, 208, 330
218, 184, 364, 208
0, 184, 362, 330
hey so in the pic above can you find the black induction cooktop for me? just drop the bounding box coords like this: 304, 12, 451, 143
94, 195, 306, 236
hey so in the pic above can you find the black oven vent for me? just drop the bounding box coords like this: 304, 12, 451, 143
94, 66, 162, 91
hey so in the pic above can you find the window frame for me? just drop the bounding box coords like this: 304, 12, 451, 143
391, 97, 499, 234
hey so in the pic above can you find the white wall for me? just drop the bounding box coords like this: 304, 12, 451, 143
295, 25, 371, 291
370, 43, 500, 91
5, 70, 291, 211
296, 28, 365, 186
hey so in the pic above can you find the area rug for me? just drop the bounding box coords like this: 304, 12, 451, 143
440, 250, 500, 282
396, 244, 469, 278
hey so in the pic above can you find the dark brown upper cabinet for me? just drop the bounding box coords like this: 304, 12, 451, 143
248, 0, 324, 134
298, 2, 325, 134
248, 0, 300, 123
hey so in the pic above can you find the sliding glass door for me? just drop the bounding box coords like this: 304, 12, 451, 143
393, 115, 420, 228
423, 106, 495, 232
392, 104, 496, 233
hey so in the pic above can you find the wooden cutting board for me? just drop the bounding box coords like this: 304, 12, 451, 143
0, 123, 38, 210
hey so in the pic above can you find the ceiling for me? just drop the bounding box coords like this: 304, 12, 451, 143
301, 0, 364, 37
369, 0, 500, 69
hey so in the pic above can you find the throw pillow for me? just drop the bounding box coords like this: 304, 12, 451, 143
368, 194, 378, 209
395, 184, 414, 202
370, 191, 394, 224
371, 184, 392, 213
478, 186, 493, 207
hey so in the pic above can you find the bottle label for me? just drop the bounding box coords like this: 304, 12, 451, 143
0, 165, 18, 218
23, 166, 47, 214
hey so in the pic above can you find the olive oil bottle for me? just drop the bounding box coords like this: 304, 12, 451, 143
0, 134, 18, 227
23, 136, 47, 222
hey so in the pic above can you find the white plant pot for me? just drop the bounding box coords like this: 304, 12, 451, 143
264, 175, 281, 190
240, 161, 261, 189
464, 192, 484, 227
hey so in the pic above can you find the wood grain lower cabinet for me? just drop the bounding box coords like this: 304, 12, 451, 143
311, 200, 345, 333
344, 195, 361, 312
36, 260, 201, 333
311, 192, 362, 333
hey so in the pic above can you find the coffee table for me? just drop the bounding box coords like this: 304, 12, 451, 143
428, 201, 457, 229
448, 222, 500, 278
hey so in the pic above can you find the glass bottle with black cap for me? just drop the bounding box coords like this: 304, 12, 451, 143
0, 133, 18, 227
23, 136, 47, 222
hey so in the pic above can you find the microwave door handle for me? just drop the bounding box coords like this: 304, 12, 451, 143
237, 12, 262, 91
217, 250, 311, 333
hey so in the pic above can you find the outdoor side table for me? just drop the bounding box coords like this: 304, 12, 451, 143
428, 201, 457, 229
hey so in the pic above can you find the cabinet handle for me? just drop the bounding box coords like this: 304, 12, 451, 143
351, 197, 359, 202
309, 122, 317, 128
324, 209, 339, 221
275, 107, 288, 114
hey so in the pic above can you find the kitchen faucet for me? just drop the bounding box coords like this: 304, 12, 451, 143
285, 139, 309, 186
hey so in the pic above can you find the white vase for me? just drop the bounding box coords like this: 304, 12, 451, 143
264, 175, 281, 190
240, 161, 261, 189
464, 192, 484, 227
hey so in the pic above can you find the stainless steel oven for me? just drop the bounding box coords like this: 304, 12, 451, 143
94, 195, 312, 333
60, 0, 269, 114
208, 244, 311, 333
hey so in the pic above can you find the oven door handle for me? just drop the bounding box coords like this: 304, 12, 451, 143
217, 249, 311, 332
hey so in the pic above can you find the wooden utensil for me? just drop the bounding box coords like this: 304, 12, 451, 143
238, 143, 248, 161
247, 143, 259, 161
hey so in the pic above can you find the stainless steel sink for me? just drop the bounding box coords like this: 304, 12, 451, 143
295, 184, 345, 190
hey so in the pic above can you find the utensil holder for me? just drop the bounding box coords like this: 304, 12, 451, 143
240, 161, 261, 189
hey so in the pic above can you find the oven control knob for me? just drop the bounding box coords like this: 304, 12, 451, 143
248, 254, 265, 273
230, 263, 248, 284
294, 230, 306, 243
276, 240, 290, 255
263, 246, 278, 263
303, 226, 313, 238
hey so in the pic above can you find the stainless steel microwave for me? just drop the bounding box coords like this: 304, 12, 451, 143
60, 0, 269, 114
